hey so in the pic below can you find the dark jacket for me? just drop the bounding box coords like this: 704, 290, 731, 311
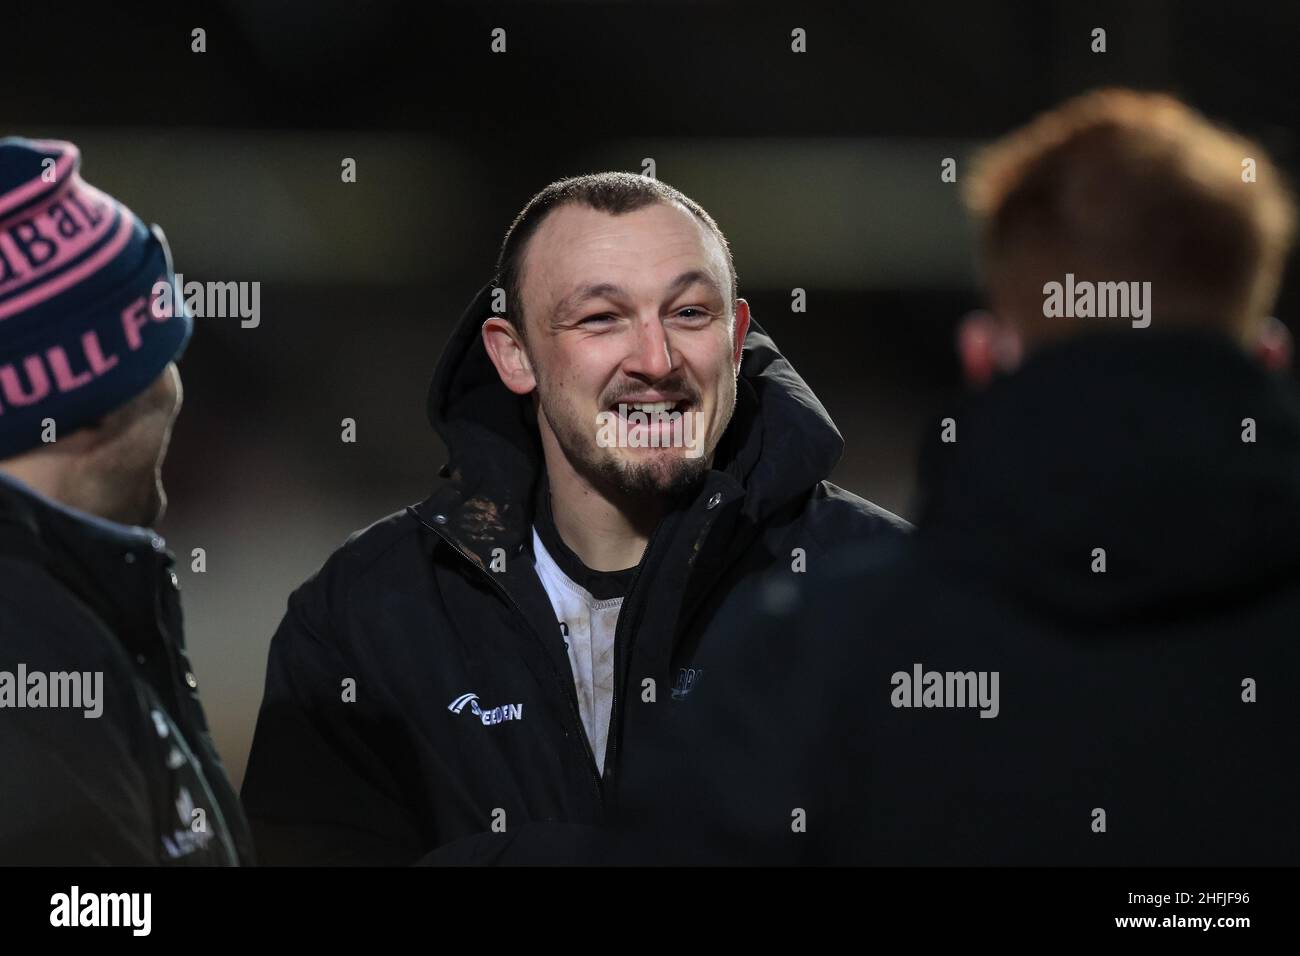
240, 282, 908, 865
0, 475, 253, 865
631, 330, 1300, 865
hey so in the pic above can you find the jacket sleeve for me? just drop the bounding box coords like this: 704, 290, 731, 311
240, 573, 429, 865
0, 581, 157, 865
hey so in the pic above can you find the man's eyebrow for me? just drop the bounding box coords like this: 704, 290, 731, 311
554, 282, 630, 320
663, 270, 724, 302
553, 271, 724, 320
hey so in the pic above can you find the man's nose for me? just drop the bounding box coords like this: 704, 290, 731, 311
622, 316, 675, 381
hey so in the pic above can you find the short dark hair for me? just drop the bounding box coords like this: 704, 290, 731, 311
494, 172, 738, 335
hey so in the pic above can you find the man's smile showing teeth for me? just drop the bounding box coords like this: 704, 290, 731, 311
608, 399, 692, 417
594, 397, 706, 457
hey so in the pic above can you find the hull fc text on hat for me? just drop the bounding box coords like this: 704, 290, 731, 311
0, 138, 192, 458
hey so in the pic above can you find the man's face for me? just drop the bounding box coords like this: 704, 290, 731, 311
511, 201, 748, 499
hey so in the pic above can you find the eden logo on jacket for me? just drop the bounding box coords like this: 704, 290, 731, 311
448, 692, 524, 726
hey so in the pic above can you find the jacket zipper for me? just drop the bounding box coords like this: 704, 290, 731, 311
607, 493, 728, 787
603, 515, 669, 785
409, 509, 606, 809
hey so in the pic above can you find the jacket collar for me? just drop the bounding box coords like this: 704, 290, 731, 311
0, 471, 173, 648
916, 328, 1300, 619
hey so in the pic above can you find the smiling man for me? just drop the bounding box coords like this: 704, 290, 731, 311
241, 172, 907, 864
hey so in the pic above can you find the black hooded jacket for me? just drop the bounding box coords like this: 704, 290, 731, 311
0, 476, 253, 865
240, 282, 907, 865
631, 329, 1300, 865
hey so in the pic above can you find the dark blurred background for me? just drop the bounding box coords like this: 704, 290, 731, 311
5, 0, 1297, 785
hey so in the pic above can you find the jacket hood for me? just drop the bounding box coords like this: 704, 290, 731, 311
917, 328, 1300, 622
425, 280, 846, 538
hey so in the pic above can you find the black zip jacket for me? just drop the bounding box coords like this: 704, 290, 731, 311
0, 475, 253, 865
241, 282, 909, 864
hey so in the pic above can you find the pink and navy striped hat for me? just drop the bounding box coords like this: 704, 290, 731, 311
0, 138, 191, 458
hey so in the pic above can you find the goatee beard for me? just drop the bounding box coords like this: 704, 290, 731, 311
589, 453, 708, 502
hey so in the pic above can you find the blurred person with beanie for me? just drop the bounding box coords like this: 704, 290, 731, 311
0, 138, 252, 864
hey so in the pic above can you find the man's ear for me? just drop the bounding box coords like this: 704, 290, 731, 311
1253, 315, 1292, 373
957, 310, 1023, 389
732, 298, 752, 368
482, 317, 537, 395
